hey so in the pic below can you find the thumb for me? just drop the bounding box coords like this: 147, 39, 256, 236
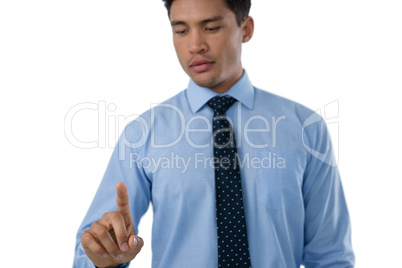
128, 234, 144, 250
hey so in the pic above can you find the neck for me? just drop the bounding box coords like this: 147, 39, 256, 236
210, 68, 244, 94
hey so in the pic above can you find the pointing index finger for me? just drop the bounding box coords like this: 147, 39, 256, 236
116, 182, 133, 223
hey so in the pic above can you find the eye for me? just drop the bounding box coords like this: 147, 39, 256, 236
175, 29, 188, 35
205, 26, 221, 32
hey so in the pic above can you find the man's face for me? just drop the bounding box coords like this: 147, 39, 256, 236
170, 0, 250, 93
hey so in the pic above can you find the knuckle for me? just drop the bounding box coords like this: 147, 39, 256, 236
97, 227, 109, 239
116, 197, 129, 208
109, 211, 121, 220
116, 231, 127, 241
94, 246, 105, 257
109, 247, 120, 256
101, 212, 110, 221
81, 232, 93, 246
90, 221, 100, 230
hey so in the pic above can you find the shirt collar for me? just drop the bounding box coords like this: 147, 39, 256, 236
186, 69, 255, 113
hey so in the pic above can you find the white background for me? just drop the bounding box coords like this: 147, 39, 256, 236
1, 0, 401, 267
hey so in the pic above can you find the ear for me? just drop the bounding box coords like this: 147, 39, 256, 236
241, 16, 254, 43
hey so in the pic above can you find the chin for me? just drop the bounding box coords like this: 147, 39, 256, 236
194, 78, 217, 89
190, 72, 219, 89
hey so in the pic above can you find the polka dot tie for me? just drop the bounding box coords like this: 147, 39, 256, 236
207, 96, 252, 268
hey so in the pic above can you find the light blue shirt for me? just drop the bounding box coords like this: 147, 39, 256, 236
74, 71, 355, 267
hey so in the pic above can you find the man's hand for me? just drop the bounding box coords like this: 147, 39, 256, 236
81, 182, 144, 268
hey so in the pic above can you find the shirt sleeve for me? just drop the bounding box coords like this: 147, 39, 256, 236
73, 121, 152, 268
301, 113, 355, 267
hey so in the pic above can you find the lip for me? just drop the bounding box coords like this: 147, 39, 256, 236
190, 59, 215, 73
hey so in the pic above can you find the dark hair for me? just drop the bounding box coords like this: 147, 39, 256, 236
162, 0, 251, 27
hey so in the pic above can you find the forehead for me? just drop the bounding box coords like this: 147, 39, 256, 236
170, 0, 233, 23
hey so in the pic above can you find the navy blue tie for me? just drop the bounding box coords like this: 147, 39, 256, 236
207, 96, 252, 268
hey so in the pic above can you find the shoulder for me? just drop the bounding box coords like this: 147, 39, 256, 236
254, 87, 317, 123
128, 89, 188, 125
121, 89, 189, 137
116, 89, 188, 152
254, 87, 331, 155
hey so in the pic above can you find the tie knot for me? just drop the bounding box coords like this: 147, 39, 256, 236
207, 96, 237, 115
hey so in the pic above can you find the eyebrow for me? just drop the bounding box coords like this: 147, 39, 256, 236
171, 16, 224, 27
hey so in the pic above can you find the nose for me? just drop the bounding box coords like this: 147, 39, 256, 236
189, 30, 208, 54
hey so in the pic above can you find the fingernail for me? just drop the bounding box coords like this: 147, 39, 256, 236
122, 242, 129, 252
115, 254, 123, 260
133, 237, 138, 248
102, 253, 109, 258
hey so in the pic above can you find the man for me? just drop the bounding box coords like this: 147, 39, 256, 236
74, 0, 355, 267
